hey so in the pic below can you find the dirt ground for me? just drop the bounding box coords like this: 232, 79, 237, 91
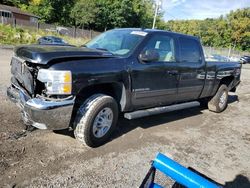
1, 48, 250, 188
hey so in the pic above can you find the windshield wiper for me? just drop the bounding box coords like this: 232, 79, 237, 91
82, 45, 114, 55
82, 45, 108, 51
95, 48, 114, 55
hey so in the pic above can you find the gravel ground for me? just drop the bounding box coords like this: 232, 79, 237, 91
0, 48, 250, 187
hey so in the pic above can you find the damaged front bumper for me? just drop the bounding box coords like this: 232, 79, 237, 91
7, 84, 75, 130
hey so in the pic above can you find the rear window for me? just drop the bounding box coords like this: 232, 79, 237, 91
179, 37, 201, 63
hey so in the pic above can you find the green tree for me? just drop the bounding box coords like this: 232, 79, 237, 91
228, 8, 250, 51
70, 0, 99, 29
19, 0, 75, 26
94, 0, 156, 31
0, 0, 29, 6
164, 8, 250, 52
94, 0, 136, 31
2, 0, 160, 32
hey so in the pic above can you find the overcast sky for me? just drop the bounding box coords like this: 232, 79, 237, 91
161, 0, 250, 21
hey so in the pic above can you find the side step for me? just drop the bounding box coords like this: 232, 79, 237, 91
124, 101, 200, 120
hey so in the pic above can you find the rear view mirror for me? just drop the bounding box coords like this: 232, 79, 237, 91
139, 49, 159, 62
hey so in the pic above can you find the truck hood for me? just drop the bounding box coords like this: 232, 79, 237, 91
14, 45, 114, 65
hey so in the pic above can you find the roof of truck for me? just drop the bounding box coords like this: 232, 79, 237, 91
113, 28, 199, 40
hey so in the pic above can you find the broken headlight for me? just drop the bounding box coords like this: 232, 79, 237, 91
37, 69, 72, 95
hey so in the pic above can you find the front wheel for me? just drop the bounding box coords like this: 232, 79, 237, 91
73, 94, 118, 147
208, 84, 229, 113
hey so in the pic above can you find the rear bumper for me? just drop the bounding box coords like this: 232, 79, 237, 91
7, 84, 75, 130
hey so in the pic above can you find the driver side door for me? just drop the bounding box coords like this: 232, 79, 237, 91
130, 33, 179, 109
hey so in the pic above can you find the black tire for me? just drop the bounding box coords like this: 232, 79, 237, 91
73, 94, 118, 147
198, 98, 210, 108
208, 84, 229, 113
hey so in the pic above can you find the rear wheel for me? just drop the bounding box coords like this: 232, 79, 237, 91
208, 84, 229, 113
73, 94, 118, 147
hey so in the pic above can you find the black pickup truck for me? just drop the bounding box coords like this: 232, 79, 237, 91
7, 28, 241, 147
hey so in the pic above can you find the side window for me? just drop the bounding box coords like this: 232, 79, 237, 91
179, 37, 202, 63
142, 35, 176, 62
1, 11, 11, 18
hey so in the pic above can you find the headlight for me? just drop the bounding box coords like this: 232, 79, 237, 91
37, 69, 72, 95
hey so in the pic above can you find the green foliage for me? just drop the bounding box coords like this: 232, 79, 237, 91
2, 1, 249, 51
0, 24, 35, 44
164, 8, 250, 52
18, 0, 75, 26
70, 0, 99, 28
92, 0, 156, 31
0, 24, 88, 46
5, 0, 157, 30
1, 0, 29, 6
94, 0, 135, 30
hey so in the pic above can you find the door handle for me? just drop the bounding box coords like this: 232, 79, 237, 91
167, 70, 179, 76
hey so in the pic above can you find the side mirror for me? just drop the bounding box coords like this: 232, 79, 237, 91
139, 49, 159, 62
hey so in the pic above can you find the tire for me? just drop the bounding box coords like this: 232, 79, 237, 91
198, 98, 209, 108
73, 94, 118, 147
208, 84, 229, 113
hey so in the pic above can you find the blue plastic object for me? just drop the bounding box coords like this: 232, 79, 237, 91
153, 153, 220, 188
151, 183, 162, 188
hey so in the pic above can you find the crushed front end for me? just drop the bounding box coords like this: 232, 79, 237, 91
7, 55, 75, 130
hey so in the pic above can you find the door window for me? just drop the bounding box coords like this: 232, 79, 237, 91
142, 35, 176, 62
179, 37, 202, 63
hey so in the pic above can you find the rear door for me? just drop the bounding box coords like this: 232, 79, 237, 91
176, 37, 206, 101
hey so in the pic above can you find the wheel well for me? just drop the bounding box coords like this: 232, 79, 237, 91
220, 76, 234, 87
70, 83, 125, 127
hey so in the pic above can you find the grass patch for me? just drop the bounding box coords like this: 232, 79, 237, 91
0, 24, 90, 46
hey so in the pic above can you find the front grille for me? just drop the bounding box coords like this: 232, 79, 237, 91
11, 57, 34, 94
11, 57, 22, 75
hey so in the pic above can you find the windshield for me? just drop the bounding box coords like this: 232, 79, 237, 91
85, 30, 147, 56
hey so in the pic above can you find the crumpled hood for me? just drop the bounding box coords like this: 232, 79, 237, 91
14, 45, 114, 65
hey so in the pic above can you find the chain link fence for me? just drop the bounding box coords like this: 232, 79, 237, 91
1, 16, 101, 39
203, 46, 250, 62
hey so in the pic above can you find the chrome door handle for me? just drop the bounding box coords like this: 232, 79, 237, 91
167, 70, 179, 75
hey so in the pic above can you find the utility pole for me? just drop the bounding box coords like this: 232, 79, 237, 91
152, 0, 162, 29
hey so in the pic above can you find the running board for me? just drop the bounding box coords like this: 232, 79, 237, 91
124, 101, 200, 120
